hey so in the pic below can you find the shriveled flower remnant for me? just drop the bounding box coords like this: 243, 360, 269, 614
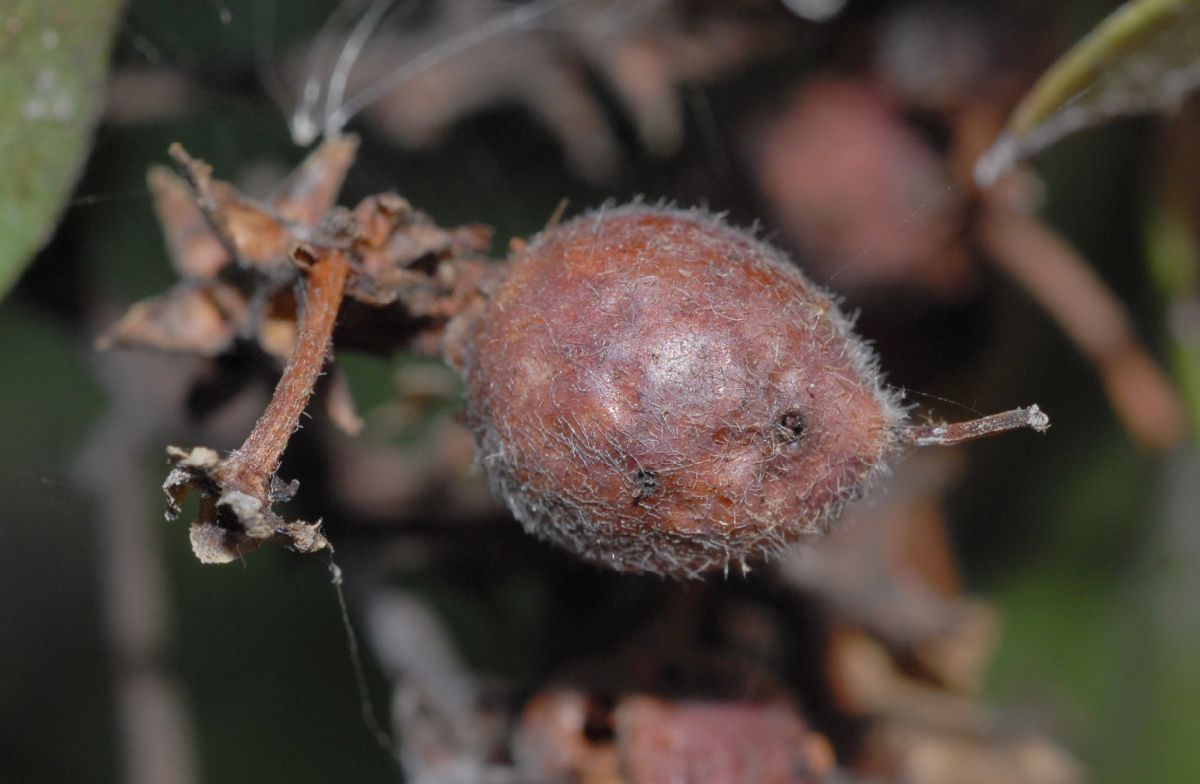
105, 137, 494, 563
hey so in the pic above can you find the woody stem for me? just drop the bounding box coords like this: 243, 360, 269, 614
216, 247, 350, 497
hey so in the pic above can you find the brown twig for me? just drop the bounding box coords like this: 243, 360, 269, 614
164, 245, 350, 563
77, 345, 203, 784
215, 246, 350, 498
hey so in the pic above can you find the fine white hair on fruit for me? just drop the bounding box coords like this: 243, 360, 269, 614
464, 204, 908, 578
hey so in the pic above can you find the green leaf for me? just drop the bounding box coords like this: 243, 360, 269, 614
0, 0, 124, 301
977, 0, 1200, 185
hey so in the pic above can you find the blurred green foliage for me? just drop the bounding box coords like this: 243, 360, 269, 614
0, 0, 123, 300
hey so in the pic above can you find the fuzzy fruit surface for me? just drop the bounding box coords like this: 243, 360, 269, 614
465, 206, 902, 577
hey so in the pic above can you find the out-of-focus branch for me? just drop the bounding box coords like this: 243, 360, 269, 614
365, 588, 513, 783
981, 207, 1187, 450
76, 347, 203, 784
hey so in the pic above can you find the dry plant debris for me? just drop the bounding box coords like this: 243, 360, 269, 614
104, 137, 494, 563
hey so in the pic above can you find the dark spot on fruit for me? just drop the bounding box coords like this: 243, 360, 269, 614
633, 468, 660, 506
777, 409, 807, 443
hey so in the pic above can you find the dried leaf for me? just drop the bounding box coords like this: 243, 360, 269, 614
164, 444, 329, 564
97, 283, 244, 356
147, 166, 230, 280
169, 144, 296, 270
272, 135, 358, 226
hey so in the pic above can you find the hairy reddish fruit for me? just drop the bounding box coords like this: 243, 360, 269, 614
465, 206, 905, 577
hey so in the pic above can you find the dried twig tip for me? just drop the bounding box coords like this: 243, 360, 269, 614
166, 142, 206, 180
900, 405, 1050, 447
